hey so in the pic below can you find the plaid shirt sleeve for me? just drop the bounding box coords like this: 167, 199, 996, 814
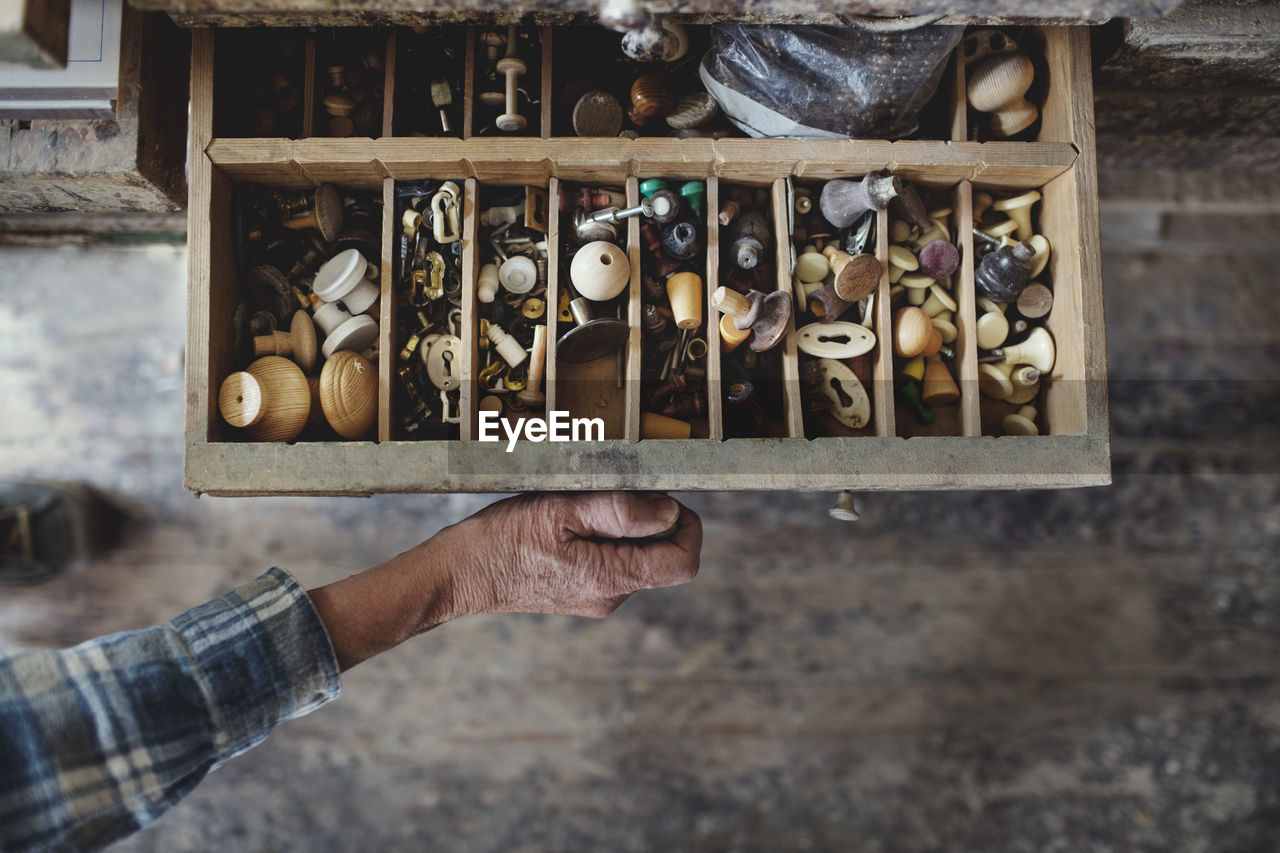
0, 567, 341, 853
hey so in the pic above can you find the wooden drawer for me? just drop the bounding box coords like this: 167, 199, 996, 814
185, 25, 1108, 495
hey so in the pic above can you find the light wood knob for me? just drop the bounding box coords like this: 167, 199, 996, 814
517, 325, 547, 408
893, 306, 933, 358
570, 240, 629, 301
921, 355, 959, 406
967, 52, 1038, 137
1002, 405, 1040, 436
253, 310, 318, 373
218, 355, 311, 442
719, 314, 751, 353
640, 411, 691, 439
319, 350, 377, 439
992, 190, 1040, 241
666, 272, 703, 330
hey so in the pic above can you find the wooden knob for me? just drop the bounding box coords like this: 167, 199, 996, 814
992, 190, 1040, 241
831, 252, 881, 303
630, 73, 675, 119
570, 241, 629, 301
282, 184, 343, 242
640, 411, 691, 439
517, 325, 547, 407
319, 350, 377, 439
719, 313, 751, 353
967, 52, 1038, 137
665, 91, 718, 129
1002, 405, 1039, 436
253, 310, 318, 373
218, 355, 310, 442
1017, 282, 1053, 320
893, 307, 933, 358
921, 355, 959, 406
666, 272, 703, 330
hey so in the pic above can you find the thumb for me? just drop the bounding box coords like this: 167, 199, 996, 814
564, 492, 682, 540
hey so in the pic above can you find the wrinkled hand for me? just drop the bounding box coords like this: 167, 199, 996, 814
309, 492, 702, 670
434, 491, 702, 619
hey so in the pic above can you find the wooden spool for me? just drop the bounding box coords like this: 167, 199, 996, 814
319, 350, 377, 439
967, 52, 1039, 137
218, 355, 310, 442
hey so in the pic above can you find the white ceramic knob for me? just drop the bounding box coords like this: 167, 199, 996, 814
312, 248, 379, 315
320, 314, 378, 359
312, 301, 353, 337
570, 241, 629, 301
487, 324, 528, 367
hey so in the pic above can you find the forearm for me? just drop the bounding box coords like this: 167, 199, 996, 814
306, 530, 473, 671
0, 568, 340, 853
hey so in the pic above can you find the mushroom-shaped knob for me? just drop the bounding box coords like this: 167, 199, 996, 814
282, 184, 343, 242
995, 327, 1056, 373
1002, 405, 1040, 436
570, 241, 630, 301
253, 310, 319, 373
831, 252, 881, 303
719, 313, 751, 353
662, 221, 701, 260
319, 350, 377, 439
795, 251, 830, 284
499, 255, 537, 294
218, 355, 311, 442
992, 190, 1041, 241
1017, 282, 1054, 320
967, 52, 1039, 137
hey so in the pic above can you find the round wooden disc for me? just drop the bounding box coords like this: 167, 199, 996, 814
572, 90, 623, 138
290, 310, 318, 373
319, 351, 377, 439
1016, 282, 1054, 320
219, 372, 264, 428
833, 253, 882, 303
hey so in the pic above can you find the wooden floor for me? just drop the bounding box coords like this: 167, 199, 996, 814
1, 167, 1278, 851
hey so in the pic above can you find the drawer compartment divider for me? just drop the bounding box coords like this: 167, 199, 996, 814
873, 208, 896, 438
625, 176, 642, 442
459, 177, 480, 441
955, 180, 982, 437
705, 176, 724, 442
771, 178, 804, 439
378, 176, 396, 441
545, 176, 561, 416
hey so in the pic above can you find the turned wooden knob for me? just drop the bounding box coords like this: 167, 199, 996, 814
666, 272, 703, 330
1002, 405, 1040, 436
893, 306, 933, 358
967, 52, 1038, 137
719, 313, 751, 353
219, 355, 311, 442
640, 411, 691, 439
992, 190, 1040, 241
921, 355, 959, 406
253, 310, 318, 373
630, 73, 675, 119
282, 184, 343, 242
319, 350, 377, 439
496, 25, 526, 132
831, 251, 881, 303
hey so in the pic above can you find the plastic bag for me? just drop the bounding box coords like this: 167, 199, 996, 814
699, 23, 964, 140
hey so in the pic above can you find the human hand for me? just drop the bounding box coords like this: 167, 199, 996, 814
432, 491, 702, 619
308, 492, 702, 670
